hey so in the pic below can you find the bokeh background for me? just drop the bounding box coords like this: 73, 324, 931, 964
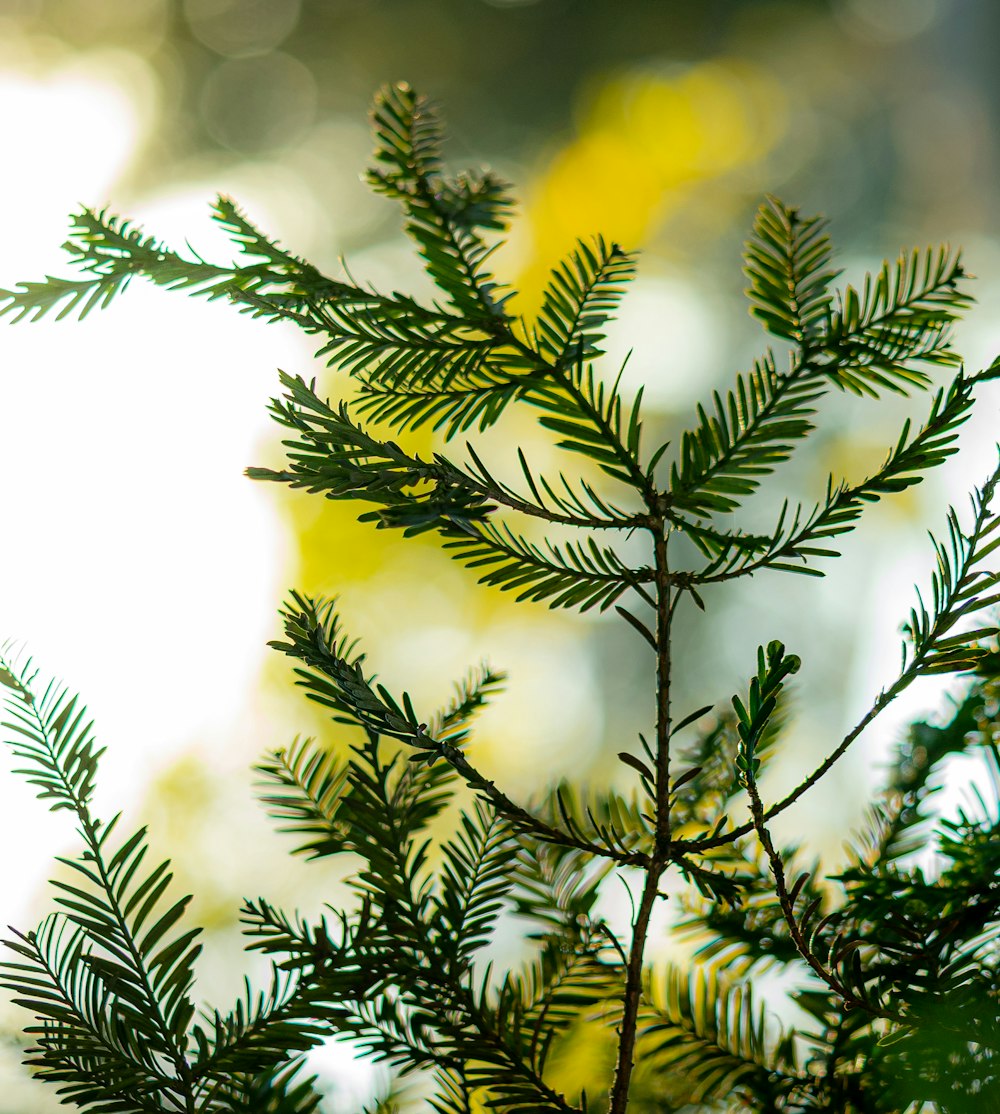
3, 0, 1000, 1108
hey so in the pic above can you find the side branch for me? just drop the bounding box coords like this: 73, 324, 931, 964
742, 766, 897, 1020
414, 734, 649, 868
684, 682, 898, 852
691, 368, 987, 584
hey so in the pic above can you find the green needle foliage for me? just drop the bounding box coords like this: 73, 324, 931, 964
4, 82, 1000, 1112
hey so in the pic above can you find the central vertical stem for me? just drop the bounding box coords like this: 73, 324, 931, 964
608, 522, 673, 1114
653, 527, 673, 852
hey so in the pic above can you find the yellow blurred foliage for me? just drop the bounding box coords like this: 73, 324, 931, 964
516, 59, 788, 310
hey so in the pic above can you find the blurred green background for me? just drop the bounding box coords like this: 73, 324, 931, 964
3, 0, 1000, 1108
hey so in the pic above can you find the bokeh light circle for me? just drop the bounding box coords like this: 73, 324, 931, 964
183, 0, 301, 58
198, 50, 316, 151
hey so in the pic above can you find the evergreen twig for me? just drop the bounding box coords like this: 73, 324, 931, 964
2, 82, 999, 1114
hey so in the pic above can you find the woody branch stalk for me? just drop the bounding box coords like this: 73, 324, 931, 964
608, 519, 672, 1114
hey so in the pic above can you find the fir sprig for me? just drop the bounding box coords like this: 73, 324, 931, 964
4, 81, 1000, 1114
693, 365, 989, 580
744, 195, 839, 344
638, 967, 787, 1106
0, 653, 200, 1104
665, 352, 826, 519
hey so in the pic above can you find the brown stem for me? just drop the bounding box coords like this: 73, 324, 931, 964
674, 675, 906, 853
608, 520, 673, 1114
608, 860, 664, 1114
745, 776, 845, 995
426, 736, 650, 867
653, 528, 673, 852
744, 772, 902, 1023
683, 462, 1000, 856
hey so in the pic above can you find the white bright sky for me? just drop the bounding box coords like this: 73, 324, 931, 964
0, 54, 392, 1108
0, 58, 299, 915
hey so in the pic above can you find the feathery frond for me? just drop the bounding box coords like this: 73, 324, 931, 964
0, 658, 204, 1109
901, 458, 1000, 678
213, 1060, 326, 1114
367, 82, 512, 318
256, 738, 352, 859
433, 800, 515, 970
0, 208, 236, 322
528, 357, 649, 489
248, 372, 495, 536
693, 366, 984, 581
822, 245, 972, 397
535, 237, 637, 364
0, 650, 103, 814
190, 969, 328, 1089
440, 520, 651, 612
638, 967, 784, 1105
666, 352, 824, 518
744, 195, 839, 344
426, 663, 506, 746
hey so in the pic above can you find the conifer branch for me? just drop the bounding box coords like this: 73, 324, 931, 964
526, 352, 652, 494
821, 245, 971, 396
686, 465, 1000, 854
535, 236, 637, 364
271, 593, 647, 867
744, 195, 840, 345
440, 521, 652, 612
692, 366, 986, 582
253, 371, 644, 531
0, 653, 203, 1109
740, 755, 897, 1020
638, 967, 788, 1105
4, 82, 997, 1113
665, 352, 827, 519
366, 83, 512, 321
462, 443, 645, 528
